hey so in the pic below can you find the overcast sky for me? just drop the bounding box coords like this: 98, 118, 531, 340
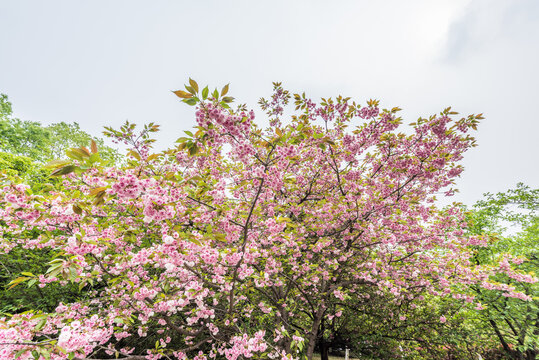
1, 0, 538, 205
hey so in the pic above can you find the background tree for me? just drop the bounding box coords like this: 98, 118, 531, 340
466, 184, 539, 360
0, 94, 51, 161
0, 94, 120, 164
46, 122, 121, 164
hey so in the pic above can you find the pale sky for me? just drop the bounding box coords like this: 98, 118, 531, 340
1, 0, 538, 205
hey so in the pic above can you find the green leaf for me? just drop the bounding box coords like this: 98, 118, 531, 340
183, 98, 198, 106
214, 233, 227, 242
7, 276, 29, 289
44, 159, 70, 169
128, 150, 141, 160
67, 148, 90, 159
69, 266, 78, 281
47, 268, 62, 278
42, 349, 51, 360
46, 262, 63, 274
202, 86, 209, 100
35, 318, 47, 331
62, 146, 79, 160
222, 96, 234, 103
189, 144, 198, 156
89, 152, 101, 163
50, 165, 77, 177
14, 349, 27, 359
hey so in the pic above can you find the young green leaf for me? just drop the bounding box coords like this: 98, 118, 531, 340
202, 86, 209, 100
183, 98, 198, 106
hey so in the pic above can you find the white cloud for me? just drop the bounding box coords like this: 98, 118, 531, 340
0, 0, 537, 204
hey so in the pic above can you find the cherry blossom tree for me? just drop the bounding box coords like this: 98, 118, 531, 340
0, 80, 534, 360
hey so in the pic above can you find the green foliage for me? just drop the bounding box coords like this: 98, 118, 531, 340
0, 247, 81, 314
0, 152, 50, 192
0, 95, 51, 161
325, 289, 497, 360
0, 94, 119, 317
0, 93, 120, 163
46, 122, 121, 164
0, 152, 34, 176
466, 183, 539, 359
0, 93, 12, 115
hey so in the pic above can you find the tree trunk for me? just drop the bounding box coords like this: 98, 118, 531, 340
318, 320, 330, 360
319, 336, 329, 360
276, 307, 292, 354
306, 303, 326, 360
489, 319, 514, 356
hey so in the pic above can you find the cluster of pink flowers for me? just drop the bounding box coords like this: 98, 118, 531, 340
357, 106, 380, 119
220, 331, 268, 360
110, 173, 144, 199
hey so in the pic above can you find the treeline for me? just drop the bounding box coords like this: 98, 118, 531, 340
0, 94, 120, 175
